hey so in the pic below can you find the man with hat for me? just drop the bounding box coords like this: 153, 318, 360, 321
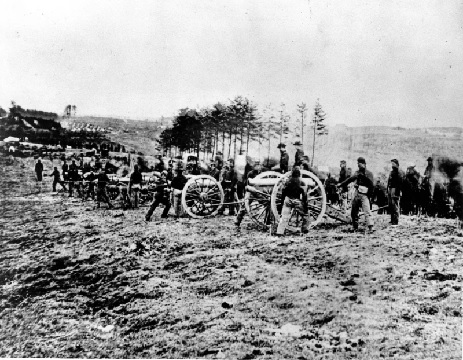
424, 156, 434, 179
337, 157, 374, 232
293, 141, 304, 167
277, 143, 289, 173
387, 159, 404, 225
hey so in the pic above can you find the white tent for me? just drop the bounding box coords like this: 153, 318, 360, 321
3, 136, 20, 143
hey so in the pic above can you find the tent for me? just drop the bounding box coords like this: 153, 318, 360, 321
3, 136, 20, 143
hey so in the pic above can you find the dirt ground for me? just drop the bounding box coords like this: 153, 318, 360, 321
1, 158, 462, 359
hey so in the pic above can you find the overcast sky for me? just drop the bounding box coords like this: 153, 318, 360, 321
1, 0, 462, 127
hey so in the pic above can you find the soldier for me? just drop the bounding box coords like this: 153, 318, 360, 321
275, 167, 309, 235
171, 164, 188, 218
338, 160, 349, 210
128, 164, 143, 208
235, 162, 263, 231
221, 159, 238, 215
68, 160, 79, 197
387, 159, 404, 226
424, 156, 434, 178
48, 167, 66, 192
277, 143, 289, 173
154, 155, 165, 172
293, 141, 304, 167
35, 159, 44, 182
96, 168, 114, 209
83, 169, 96, 200
145, 170, 171, 221
337, 157, 374, 232
325, 173, 338, 204
372, 179, 388, 214
62, 160, 69, 181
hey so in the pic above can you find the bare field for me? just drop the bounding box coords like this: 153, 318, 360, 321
0, 159, 462, 359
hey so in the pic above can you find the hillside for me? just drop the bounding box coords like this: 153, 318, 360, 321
258, 125, 463, 177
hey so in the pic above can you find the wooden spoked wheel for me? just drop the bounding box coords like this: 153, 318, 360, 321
270, 170, 327, 232
245, 171, 283, 229
181, 175, 224, 218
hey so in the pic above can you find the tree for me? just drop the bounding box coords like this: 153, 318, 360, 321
278, 103, 291, 144
311, 99, 328, 166
296, 102, 308, 151
261, 104, 279, 167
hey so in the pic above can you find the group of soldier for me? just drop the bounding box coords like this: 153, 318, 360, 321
275, 141, 443, 234
32, 142, 447, 235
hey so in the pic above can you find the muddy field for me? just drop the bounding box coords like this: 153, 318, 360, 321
0, 159, 462, 359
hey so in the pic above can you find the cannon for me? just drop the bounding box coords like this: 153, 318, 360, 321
180, 168, 329, 230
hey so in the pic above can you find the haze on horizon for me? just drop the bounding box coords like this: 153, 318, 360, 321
1, 0, 462, 128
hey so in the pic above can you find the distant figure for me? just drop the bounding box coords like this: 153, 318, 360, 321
337, 157, 374, 232
387, 159, 404, 226
35, 159, 43, 182
128, 165, 143, 208
424, 156, 435, 179
96, 169, 113, 209
293, 141, 304, 167
62, 160, 69, 181
277, 143, 289, 173
338, 160, 349, 210
48, 167, 66, 192
84, 170, 96, 200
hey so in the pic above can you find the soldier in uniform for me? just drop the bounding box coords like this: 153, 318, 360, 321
372, 179, 388, 214
275, 167, 309, 235
234, 162, 263, 231
62, 160, 69, 181
96, 168, 114, 209
145, 170, 171, 221
387, 159, 404, 226
293, 141, 304, 167
338, 160, 349, 210
128, 165, 143, 208
48, 167, 66, 192
337, 157, 374, 232
35, 159, 44, 182
277, 143, 289, 173
171, 163, 188, 218
221, 159, 238, 215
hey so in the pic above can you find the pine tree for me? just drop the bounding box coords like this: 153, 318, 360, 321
311, 99, 328, 166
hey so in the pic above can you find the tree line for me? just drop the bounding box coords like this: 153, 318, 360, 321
158, 96, 328, 164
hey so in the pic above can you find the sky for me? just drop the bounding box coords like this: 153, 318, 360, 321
1, 0, 462, 127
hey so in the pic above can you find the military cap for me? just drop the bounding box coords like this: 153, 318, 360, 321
427, 156, 433, 161
391, 159, 399, 166
357, 157, 366, 164
293, 141, 302, 146
277, 143, 286, 149
340, 160, 346, 164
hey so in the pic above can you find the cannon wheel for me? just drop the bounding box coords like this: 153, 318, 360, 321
245, 171, 283, 229
182, 175, 224, 218
271, 170, 327, 232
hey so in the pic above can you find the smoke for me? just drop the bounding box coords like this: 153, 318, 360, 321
437, 157, 463, 180
436, 156, 463, 222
